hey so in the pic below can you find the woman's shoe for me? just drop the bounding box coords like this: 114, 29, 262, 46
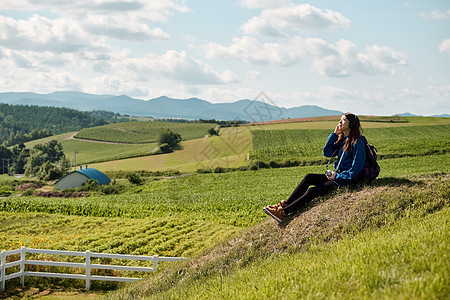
266, 200, 286, 210
263, 206, 285, 223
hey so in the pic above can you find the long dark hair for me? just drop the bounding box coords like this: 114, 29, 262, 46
336, 113, 362, 152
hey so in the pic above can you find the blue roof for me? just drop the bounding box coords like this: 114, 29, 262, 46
75, 167, 111, 185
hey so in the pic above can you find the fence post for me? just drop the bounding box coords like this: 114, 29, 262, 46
20, 246, 25, 286
85, 250, 91, 291
152, 255, 158, 271
1, 250, 5, 292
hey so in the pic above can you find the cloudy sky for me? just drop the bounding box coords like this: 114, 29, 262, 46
0, 0, 449, 116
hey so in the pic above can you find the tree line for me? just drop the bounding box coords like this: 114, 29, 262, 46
0, 104, 127, 146
0, 140, 67, 179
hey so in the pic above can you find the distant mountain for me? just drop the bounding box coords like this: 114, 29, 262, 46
431, 114, 450, 118
394, 112, 418, 117
0, 91, 342, 121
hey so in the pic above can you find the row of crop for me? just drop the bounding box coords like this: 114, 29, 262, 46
74, 121, 216, 144
0, 211, 238, 259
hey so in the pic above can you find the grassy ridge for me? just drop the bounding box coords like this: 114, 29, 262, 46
106, 174, 449, 299
74, 122, 216, 143
250, 124, 450, 162
139, 207, 449, 299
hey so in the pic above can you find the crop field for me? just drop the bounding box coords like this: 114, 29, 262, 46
61, 139, 159, 165
250, 123, 450, 162
0, 212, 237, 258
74, 121, 216, 143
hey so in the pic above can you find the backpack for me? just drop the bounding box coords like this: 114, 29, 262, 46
353, 137, 380, 183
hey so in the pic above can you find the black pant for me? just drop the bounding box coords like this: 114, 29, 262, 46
283, 173, 338, 215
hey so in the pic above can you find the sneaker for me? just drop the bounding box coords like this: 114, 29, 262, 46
266, 200, 287, 210
263, 206, 285, 223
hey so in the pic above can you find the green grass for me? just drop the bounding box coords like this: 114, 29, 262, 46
90, 126, 252, 173
74, 121, 215, 144
61, 139, 159, 165
104, 172, 449, 299
143, 207, 449, 299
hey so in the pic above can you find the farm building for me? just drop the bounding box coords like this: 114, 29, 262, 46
54, 167, 111, 190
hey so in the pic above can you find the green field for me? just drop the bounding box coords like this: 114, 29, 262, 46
250, 124, 450, 162
74, 121, 216, 144
1, 116, 449, 298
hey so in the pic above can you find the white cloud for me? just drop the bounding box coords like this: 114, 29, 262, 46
239, 0, 292, 9
439, 39, 450, 56
241, 4, 351, 36
203, 37, 407, 77
200, 87, 257, 102
247, 70, 261, 79
0, 15, 94, 53
139, 50, 239, 84
83, 15, 170, 41
203, 36, 309, 66
419, 9, 450, 20
0, 1, 188, 47
1, 0, 190, 22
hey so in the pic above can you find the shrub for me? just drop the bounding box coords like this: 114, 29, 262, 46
22, 188, 35, 196
157, 128, 182, 150
126, 172, 144, 185
159, 143, 173, 153
213, 167, 225, 173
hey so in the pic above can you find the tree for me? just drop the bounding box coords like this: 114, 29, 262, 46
157, 128, 182, 150
24, 140, 67, 179
208, 128, 219, 136
0, 146, 13, 175
10, 144, 29, 174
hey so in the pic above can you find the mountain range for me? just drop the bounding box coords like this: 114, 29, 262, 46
0, 91, 342, 122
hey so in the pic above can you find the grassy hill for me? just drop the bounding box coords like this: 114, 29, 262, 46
1, 116, 449, 298
74, 121, 217, 144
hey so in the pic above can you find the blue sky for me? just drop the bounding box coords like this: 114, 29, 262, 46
0, 0, 449, 116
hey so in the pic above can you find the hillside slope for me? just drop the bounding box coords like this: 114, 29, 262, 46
106, 174, 449, 299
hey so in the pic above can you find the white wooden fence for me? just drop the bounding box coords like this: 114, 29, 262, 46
1, 247, 186, 292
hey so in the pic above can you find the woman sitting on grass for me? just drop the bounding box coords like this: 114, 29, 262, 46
263, 113, 366, 223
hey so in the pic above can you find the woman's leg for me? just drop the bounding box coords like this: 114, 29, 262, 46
285, 173, 330, 205
283, 177, 337, 215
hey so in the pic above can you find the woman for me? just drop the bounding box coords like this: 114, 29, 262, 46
263, 113, 366, 223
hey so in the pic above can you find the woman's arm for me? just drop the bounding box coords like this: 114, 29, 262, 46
323, 132, 339, 157
334, 138, 366, 182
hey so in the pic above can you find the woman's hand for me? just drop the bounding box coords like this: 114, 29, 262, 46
326, 171, 336, 181
334, 124, 342, 135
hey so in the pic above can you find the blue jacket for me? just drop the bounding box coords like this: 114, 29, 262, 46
323, 133, 366, 186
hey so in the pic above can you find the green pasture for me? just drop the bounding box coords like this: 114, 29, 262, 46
74, 121, 216, 143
